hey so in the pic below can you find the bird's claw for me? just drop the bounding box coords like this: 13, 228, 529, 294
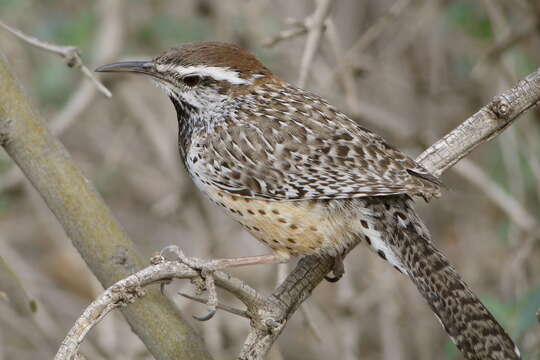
193, 309, 216, 321
191, 268, 218, 321
324, 253, 345, 283
158, 245, 220, 320
324, 273, 341, 282
160, 278, 173, 295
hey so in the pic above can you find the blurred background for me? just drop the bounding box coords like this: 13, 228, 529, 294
1, 0, 539, 359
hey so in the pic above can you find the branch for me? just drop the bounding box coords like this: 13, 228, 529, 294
416, 68, 540, 176
0, 254, 36, 317
0, 20, 111, 97
0, 52, 211, 360
54, 254, 265, 360
453, 159, 537, 232
55, 261, 198, 360
0, 0, 124, 193
297, 0, 336, 87
263, 18, 312, 47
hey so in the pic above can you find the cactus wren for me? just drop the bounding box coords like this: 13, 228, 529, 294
97, 42, 520, 359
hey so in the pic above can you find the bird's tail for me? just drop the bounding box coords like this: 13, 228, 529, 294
370, 196, 520, 360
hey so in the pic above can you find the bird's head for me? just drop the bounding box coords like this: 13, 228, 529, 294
96, 42, 273, 111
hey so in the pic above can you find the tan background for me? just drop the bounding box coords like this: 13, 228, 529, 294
0, 0, 539, 359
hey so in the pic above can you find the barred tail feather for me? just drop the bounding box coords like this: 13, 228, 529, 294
378, 196, 520, 360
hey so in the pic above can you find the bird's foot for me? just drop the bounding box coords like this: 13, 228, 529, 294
324, 252, 345, 283
158, 246, 287, 320
159, 245, 219, 321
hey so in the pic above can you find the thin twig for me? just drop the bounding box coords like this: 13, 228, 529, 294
178, 292, 249, 319
330, 0, 413, 82
0, 20, 111, 98
0, 1, 124, 193
348, 0, 412, 56
416, 68, 540, 176
453, 159, 537, 231
297, 0, 335, 87
263, 20, 310, 47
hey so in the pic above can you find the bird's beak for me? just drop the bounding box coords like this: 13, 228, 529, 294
95, 61, 155, 76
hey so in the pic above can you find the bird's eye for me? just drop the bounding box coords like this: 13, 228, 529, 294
183, 75, 201, 87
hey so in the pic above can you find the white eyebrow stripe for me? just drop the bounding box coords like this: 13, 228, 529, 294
170, 65, 252, 85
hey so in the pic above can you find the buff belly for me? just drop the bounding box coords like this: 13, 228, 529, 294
205, 188, 356, 259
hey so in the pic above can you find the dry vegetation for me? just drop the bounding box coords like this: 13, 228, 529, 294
1, 0, 540, 359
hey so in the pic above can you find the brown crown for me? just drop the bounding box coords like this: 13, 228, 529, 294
153, 42, 272, 77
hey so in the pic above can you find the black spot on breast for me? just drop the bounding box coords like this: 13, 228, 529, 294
336, 145, 350, 157
377, 250, 387, 260
231, 171, 241, 179
365, 236, 371, 245
258, 209, 266, 215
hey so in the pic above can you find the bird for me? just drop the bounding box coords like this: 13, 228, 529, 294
96, 42, 520, 359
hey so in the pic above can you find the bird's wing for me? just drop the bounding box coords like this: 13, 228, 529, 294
192, 85, 441, 201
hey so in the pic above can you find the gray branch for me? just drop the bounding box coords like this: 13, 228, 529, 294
0, 52, 211, 360
0, 20, 111, 97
